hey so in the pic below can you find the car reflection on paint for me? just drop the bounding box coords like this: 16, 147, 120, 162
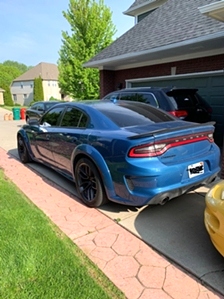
205, 180, 224, 257
17, 100, 220, 208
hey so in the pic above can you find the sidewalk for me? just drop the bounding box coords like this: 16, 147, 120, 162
0, 145, 222, 299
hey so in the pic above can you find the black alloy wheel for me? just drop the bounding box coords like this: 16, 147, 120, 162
75, 158, 107, 207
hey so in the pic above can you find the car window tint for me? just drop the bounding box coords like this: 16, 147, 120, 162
120, 93, 139, 101
169, 94, 195, 108
104, 93, 119, 100
45, 102, 57, 110
120, 92, 158, 108
60, 107, 88, 128
40, 107, 64, 126
37, 104, 44, 111
31, 104, 38, 110
98, 102, 174, 127
139, 93, 159, 107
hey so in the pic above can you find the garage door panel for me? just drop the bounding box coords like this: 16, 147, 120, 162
211, 76, 224, 87
210, 95, 224, 106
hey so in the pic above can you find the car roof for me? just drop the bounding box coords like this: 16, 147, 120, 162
108, 87, 199, 93
50, 99, 163, 112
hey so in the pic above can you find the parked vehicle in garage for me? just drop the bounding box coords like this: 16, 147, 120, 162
103, 87, 212, 123
17, 100, 220, 207
25, 101, 60, 123
205, 180, 224, 257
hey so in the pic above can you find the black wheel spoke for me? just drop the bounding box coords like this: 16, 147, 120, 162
75, 158, 106, 207
78, 165, 97, 202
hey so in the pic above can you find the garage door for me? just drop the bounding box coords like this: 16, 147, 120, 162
131, 73, 224, 147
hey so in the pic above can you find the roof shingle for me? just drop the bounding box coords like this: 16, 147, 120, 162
87, 0, 224, 64
13, 62, 59, 82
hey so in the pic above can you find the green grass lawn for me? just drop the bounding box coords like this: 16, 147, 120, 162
0, 169, 125, 299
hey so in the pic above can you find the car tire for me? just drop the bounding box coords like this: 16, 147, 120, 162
17, 135, 32, 164
74, 158, 107, 207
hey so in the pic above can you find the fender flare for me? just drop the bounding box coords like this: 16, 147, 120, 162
71, 144, 116, 198
17, 128, 35, 160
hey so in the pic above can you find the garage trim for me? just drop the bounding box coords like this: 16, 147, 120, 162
125, 70, 224, 88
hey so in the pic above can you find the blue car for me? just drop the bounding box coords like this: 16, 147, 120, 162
17, 100, 220, 207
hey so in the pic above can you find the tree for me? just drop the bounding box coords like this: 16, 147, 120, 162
33, 76, 44, 102
2, 60, 31, 74
58, 0, 116, 100
2, 84, 14, 106
0, 64, 21, 87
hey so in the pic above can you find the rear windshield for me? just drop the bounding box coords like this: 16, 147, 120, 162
45, 102, 59, 110
166, 91, 197, 109
97, 102, 174, 127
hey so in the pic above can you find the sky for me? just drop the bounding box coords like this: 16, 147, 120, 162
0, 0, 134, 67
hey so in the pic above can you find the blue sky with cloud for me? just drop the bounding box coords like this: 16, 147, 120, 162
0, 0, 134, 67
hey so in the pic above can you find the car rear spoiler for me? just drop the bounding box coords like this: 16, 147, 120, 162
128, 121, 216, 140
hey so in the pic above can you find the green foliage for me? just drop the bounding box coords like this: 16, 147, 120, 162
2, 60, 32, 74
33, 76, 44, 102
2, 84, 14, 106
49, 96, 60, 101
0, 60, 31, 106
58, 0, 116, 100
0, 64, 21, 87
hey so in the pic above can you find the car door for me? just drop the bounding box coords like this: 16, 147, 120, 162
30, 106, 65, 166
50, 106, 89, 176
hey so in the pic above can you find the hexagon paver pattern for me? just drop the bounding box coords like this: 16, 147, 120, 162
0, 147, 223, 299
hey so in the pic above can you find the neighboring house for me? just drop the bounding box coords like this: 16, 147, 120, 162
0, 88, 5, 105
11, 62, 61, 106
84, 0, 224, 146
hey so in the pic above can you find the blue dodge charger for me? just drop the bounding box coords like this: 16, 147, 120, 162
17, 100, 220, 207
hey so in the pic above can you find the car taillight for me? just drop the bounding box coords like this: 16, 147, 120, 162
169, 110, 188, 118
128, 132, 214, 158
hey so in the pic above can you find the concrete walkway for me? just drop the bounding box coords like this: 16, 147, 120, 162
0, 108, 223, 299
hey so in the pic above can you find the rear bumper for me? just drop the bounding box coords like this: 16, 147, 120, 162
147, 172, 218, 205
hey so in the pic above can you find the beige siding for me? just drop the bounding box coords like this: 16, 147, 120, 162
42, 80, 61, 100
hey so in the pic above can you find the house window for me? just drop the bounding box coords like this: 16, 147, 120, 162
137, 10, 155, 23
48, 81, 51, 86
23, 94, 27, 99
30, 83, 33, 88
13, 94, 17, 102
21, 82, 23, 89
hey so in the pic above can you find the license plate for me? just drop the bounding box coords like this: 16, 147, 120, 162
188, 162, 204, 178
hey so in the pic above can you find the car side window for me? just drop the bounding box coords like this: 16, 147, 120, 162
139, 93, 159, 107
31, 103, 38, 110
104, 93, 119, 100
40, 107, 64, 126
60, 107, 88, 128
120, 93, 139, 101
36, 103, 44, 111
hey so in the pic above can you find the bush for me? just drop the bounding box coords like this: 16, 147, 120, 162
2, 85, 14, 106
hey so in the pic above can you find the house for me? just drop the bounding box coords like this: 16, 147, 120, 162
0, 88, 5, 105
84, 0, 224, 146
10, 62, 61, 106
